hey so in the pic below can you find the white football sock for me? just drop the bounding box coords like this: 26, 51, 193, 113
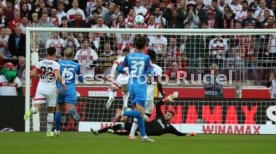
123, 93, 129, 108
47, 113, 54, 132
107, 89, 114, 99
129, 118, 138, 137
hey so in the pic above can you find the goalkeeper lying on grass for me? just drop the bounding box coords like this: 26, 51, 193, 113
91, 99, 196, 137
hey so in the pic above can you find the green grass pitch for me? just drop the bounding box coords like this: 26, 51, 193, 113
0, 133, 275, 154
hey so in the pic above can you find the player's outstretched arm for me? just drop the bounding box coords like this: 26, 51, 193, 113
167, 125, 188, 136
155, 100, 165, 118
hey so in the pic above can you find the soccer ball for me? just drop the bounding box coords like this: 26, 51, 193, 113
135, 15, 145, 25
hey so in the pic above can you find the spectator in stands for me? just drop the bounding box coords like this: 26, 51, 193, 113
148, 33, 168, 60
235, 1, 249, 22
16, 56, 25, 80
20, 2, 31, 19
184, 1, 200, 29
112, 14, 126, 28
67, 0, 86, 21
208, 35, 228, 68
36, 13, 54, 27
229, 0, 242, 14
9, 10, 22, 30
74, 39, 98, 79
30, 12, 39, 27
0, 8, 8, 29
0, 28, 10, 58
57, 1, 67, 24
134, 0, 148, 17
154, 7, 166, 28
92, 16, 109, 29
59, 16, 69, 28
64, 32, 80, 52
204, 63, 224, 98
167, 9, 185, 28
86, 0, 96, 16
223, 8, 235, 29
260, 15, 275, 28
165, 61, 185, 80
91, 0, 109, 22
8, 26, 26, 58
45, 32, 66, 58
3, 0, 14, 22
49, 8, 59, 27
212, 0, 223, 28
33, 0, 46, 18
98, 36, 116, 74
19, 16, 29, 34
242, 8, 258, 28
69, 12, 87, 28
249, 0, 258, 11
117, 33, 133, 56
254, 0, 274, 22
36, 13, 55, 47
105, 3, 117, 27
167, 37, 178, 58
87, 10, 100, 28
125, 8, 136, 28
271, 0, 276, 15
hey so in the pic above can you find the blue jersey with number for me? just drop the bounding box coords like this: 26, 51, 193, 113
57, 60, 82, 91
118, 52, 152, 106
118, 52, 152, 84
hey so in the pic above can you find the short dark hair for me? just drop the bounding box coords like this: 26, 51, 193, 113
92, 10, 100, 15
167, 110, 175, 117
47, 47, 56, 56
147, 49, 156, 62
242, 0, 248, 4
122, 48, 130, 53
135, 38, 146, 50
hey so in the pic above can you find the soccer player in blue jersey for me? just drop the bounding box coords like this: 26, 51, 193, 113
117, 38, 154, 142
54, 48, 83, 136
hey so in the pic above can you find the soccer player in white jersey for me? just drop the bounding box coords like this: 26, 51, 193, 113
128, 49, 165, 140
0, 62, 24, 96
106, 48, 130, 110
24, 47, 66, 137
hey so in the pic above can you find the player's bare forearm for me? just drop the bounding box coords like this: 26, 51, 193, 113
31, 69, 39, 78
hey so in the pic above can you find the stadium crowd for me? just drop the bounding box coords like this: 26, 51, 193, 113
0, 0, 276, 84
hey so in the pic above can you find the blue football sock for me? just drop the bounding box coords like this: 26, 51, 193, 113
137, 117, 146, 137
122, 110, 141, 118
55, 112, 61, 131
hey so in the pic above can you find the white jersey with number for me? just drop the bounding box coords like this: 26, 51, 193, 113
34, 59, 60, 106
36, 59, 60, 87
146, 64, 162, 114
0, 75, 22, 96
